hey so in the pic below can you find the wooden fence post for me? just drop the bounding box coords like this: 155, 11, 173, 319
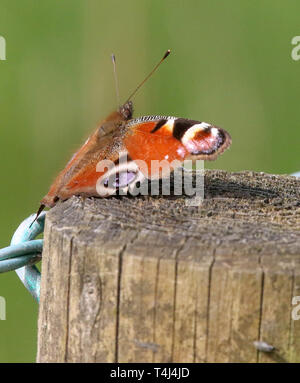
37, 170, 300, 362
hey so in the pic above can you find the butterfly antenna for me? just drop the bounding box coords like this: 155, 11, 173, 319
29, 204, 45, 228
111, 54, 120, 107
125, 49, 171, 103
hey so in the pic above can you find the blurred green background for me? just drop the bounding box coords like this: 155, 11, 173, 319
0, 0, 299, 362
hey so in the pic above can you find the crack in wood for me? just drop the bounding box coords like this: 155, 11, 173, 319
115, 231, 140, 362
64, 236, 74, 362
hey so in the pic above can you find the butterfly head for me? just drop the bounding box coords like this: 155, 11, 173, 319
119, 101, 133, 121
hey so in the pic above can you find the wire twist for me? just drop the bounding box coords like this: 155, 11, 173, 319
0, 212, 45, 302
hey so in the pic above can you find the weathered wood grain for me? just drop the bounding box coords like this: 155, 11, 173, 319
37, 170, 300, 362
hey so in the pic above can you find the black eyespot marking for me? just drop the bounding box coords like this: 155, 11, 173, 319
190, 129, 226, 155
151, 119, 167, 133
173, 118, 201, 141
104, 170, 137, 188
201, 127, 211, 134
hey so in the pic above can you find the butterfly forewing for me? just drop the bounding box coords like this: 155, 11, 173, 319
123, 116, 231, 179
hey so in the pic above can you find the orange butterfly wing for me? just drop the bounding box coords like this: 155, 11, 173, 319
123, 116, 231, 178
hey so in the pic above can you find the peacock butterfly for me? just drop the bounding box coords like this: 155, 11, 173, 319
33, 50, 231, 222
